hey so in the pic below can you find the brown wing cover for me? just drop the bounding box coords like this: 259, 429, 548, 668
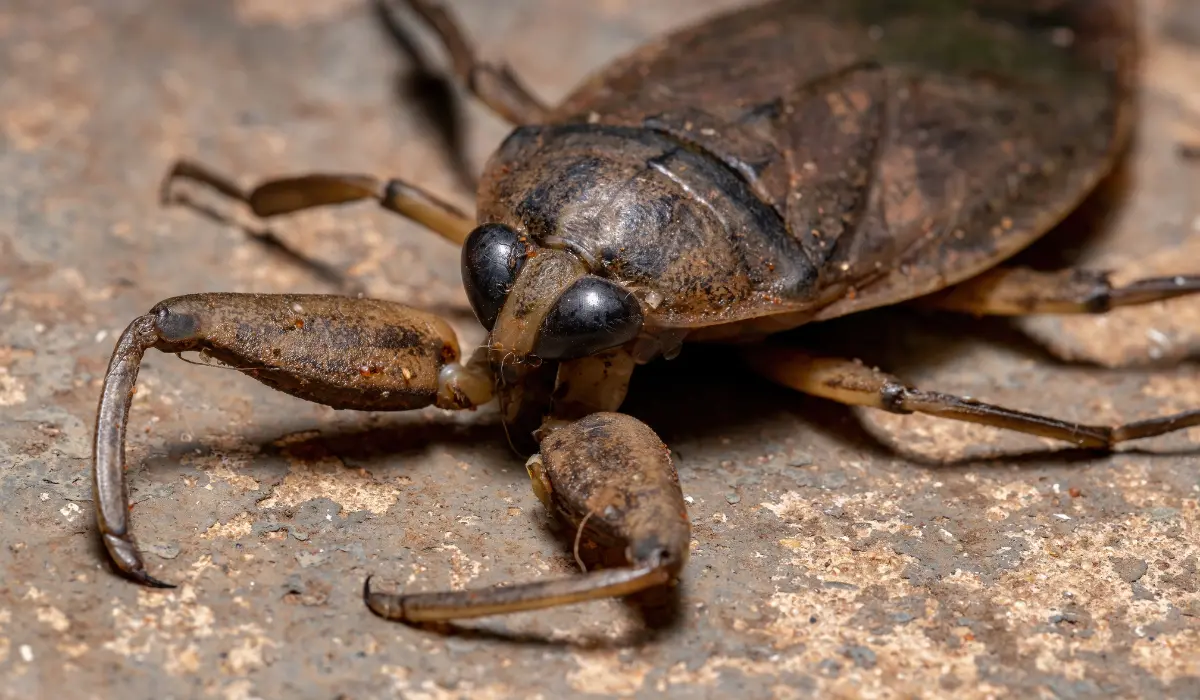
552, 0, 1137, 328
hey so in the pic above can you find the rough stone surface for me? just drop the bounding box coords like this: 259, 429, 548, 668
2, 1, 1199, 698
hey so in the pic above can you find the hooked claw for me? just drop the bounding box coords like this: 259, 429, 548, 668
93, 315, 173, 589
104, 533, 176, 588
362, 565, 670, 624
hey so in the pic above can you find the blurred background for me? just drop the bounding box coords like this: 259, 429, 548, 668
1, 1, 1198, 697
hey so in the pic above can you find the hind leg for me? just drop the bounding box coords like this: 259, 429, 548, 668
376, 0, 550, 125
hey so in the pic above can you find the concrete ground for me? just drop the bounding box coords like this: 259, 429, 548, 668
2, 0, 1199, 697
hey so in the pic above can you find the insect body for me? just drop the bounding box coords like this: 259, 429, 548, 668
94, 0, 1200, 621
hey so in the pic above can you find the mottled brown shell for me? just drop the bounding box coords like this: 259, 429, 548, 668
477, 0, 1139, 338
537, 412, 690, 569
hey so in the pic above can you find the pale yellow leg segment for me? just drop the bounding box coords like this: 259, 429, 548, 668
918, 266, 1200, 316
161, 158, 475, 245
743, 345, 1200, 449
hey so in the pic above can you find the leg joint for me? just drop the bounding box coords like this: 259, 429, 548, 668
1079, 290, 1113, 314
879, 381, 912, 414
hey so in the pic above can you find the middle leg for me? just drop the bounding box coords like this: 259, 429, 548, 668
161, 158, 476, 246
743, 345, 1200, 450
916, 266, 1200, 316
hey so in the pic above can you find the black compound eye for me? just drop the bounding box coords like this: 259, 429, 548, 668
461, 223, 528, 330
533, 276, 644, 360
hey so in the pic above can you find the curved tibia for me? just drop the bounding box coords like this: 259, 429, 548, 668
363, 564, 670, 623
93, 315, 175, 587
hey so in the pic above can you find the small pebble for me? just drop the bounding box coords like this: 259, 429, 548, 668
841, 645, 877, 669
296, 550, 328, 568
1112, 557, 1148, 583
146, 543, 180, 560
725, 493, 741, 505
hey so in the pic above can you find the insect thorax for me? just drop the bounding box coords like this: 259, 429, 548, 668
476, 123, 819, 327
